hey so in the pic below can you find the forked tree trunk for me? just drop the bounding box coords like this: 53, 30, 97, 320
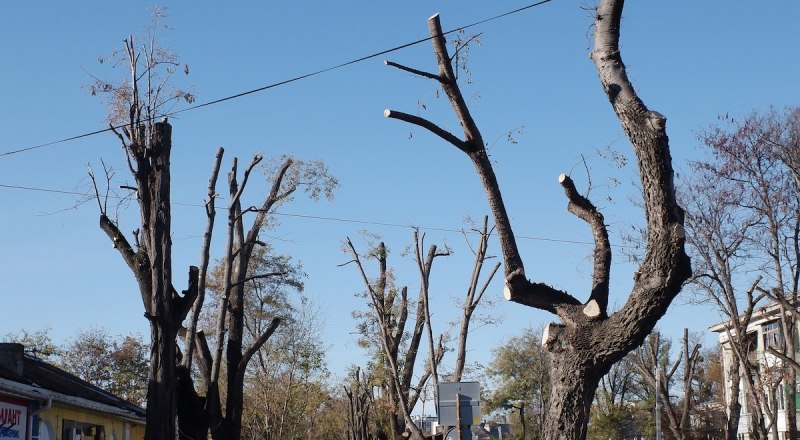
383, 2, 691, 438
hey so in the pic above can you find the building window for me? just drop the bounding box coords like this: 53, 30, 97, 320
62, 420, 104, 440
763, 321, 784, 350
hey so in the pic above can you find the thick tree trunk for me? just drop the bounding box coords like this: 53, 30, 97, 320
176, 365, 208, 440
542, 354, 604, 440
384, 3, 690, 439
145, 321, 177, 440
725, 360, 742, 440
143, 121, 178, 440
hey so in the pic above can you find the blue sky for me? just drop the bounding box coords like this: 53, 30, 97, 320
1, 1, 799, 386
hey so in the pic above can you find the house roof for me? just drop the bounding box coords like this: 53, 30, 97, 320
708, 301, 787, 333
0, 344, 145, 422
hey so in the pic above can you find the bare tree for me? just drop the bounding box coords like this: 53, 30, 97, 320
94, 36, 195, 440
452, 216, 501, 382
345, 237, 446, 440
383, 5, 691, 438
628, 329, 702, 440
683, 165, 767, 440
687, 107, 800, 440
93, 35, 336, 440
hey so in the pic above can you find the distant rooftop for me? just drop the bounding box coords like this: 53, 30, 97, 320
0, 343, 145, 421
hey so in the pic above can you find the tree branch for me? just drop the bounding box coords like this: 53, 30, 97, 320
559, 173, 611, 316
592, 0, 691, 358
99, 214, 152, 312
229, 272, 288, 288
383, 110, 466, 151
174, 266, 199, 323
239, 317, 281, 375
184, 147, 224, 369
193, 330, 213, 386
384, 60, 440, 81
386, 13, 582, 315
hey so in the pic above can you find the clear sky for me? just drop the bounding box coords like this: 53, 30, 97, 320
1, 1, 798, 386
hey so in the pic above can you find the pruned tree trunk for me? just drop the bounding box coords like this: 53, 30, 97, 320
345, 237, 447, 440
384, 4, 690, 438
346, 368, 372, 440
97, 68, 200, 439
724, 355, 742, 440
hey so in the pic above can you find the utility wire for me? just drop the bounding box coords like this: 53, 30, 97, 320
0, 179, 638, 249
0, 0, 555, 158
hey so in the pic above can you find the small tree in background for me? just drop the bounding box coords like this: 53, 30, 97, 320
60, 328, 149, 406
345, 235, 447, 440
685, 107, 800, 440
2, 328, 59, 361
485, 327, 550, 440
4, 327, 148, 406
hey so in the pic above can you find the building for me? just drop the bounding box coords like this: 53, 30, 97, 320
710, 304, 800, 440
0, 343, 145, 440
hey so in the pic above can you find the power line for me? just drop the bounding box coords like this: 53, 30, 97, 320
0, 0, 555, 158
0, 180, 637, 249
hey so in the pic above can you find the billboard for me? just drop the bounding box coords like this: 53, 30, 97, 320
0, 396, 28, 440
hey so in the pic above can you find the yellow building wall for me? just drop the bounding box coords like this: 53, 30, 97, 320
38, 404, 145, 440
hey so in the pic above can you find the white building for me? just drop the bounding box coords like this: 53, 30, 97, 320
710, 304, 800, 440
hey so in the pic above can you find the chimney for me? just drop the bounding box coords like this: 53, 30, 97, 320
0, 343, 24, 376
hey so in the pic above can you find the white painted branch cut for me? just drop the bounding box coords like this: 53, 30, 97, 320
583, 299, 601, 318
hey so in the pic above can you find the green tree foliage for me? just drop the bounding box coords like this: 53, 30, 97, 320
203, 244, 304, 340
485, 327, 550, 440
3, 327, 148, 406
241, 301, 332, 440
3, 327, 59, 361
59, 328, 149, 406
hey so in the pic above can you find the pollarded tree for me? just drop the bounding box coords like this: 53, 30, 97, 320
92, 36, 195, 440
176, 152, 335, 440
91, 32, 336, 439
383, 4, 691, 438
345, 235, 447, 440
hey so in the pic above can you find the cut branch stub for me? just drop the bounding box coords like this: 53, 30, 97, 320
558, 173, 611, 316
583, 299, 601, 319
542, 322, 567, 352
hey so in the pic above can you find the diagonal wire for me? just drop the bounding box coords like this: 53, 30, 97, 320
0, 0, 555, 158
